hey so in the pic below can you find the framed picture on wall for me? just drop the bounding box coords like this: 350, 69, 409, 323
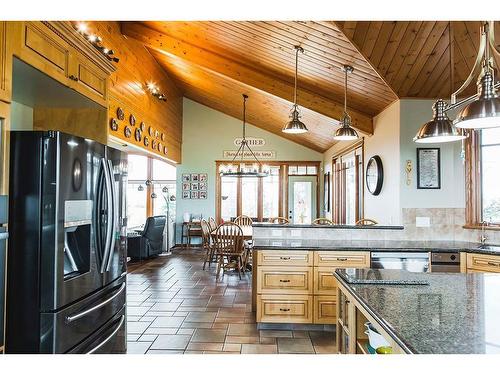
182, 174, 190, 183
182, 182, 190, 191
191, 173, 200, 182
190, 191, 199, 199
182, 191, 190, 199
199, 191, 207, 199
199, 173, 208, 182
417, 148, 441, 189
324, 172, 330, 212
199, 182, 207, 191
191, 183, 199, 191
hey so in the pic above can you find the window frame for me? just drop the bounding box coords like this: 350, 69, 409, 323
465, 131, 500, 229
331, 139, 364, 225
215, 160, 320, 223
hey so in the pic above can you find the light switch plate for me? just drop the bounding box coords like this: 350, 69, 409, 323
416, 216, 431, 227
291, 229, 302, 237
271, 229, 283, 237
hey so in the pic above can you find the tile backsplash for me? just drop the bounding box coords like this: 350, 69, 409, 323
253, 208, 500, 245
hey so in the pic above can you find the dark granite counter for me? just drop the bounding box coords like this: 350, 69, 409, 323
335, 268, 500, 354
252, 239, 500, 256
253, 223, 404, 230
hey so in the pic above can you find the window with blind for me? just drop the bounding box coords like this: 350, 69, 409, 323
332, 141, 364, 224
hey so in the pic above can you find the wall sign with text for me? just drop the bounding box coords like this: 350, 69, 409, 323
233, 137, 266, 147
223, 150, 276, 159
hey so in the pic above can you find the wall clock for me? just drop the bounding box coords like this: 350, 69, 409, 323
366, 155, 383, 196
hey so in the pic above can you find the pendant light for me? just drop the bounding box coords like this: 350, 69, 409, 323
415, 21, 500, 142
219, 94, 269, 178
333, 65, 359, 141
414, 22, 466, 143
283, 46, 308, 134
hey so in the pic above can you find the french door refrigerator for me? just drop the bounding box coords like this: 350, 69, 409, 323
5, 131, 127, 354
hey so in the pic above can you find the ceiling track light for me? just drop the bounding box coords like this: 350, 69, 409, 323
415, 21, 500, 143
75, 22, 120, 63
220, 94, 269, 178
146, 82, 167, 102
283, 45, 308, 134
333, 64, 359, 141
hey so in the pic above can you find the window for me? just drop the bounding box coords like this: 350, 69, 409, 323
216, 162, 320, 222
332, 140, 364, 224
466, 129, 500, 226
127, 154, 176, 229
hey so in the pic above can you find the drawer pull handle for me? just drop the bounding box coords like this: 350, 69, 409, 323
487, 261, 500, 267
336, 258, 348, 261
279, 308, 291, 312
69, 75, 79, 82
279, 279, 291, 283
279, 257, 291, 260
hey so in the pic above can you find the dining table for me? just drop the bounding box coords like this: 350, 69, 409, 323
209, 225, 253, 240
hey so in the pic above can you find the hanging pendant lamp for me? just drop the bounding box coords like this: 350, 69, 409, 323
334, 65, 359, 141
414, 22, 467, 143
415, 21, 500, 143
283, 46, 308, 134
219, 94, 269, 178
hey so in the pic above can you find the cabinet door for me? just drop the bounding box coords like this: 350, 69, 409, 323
68, 52, 108, 106
17, 22, 71, 86
313, 267, 339, 295
257, 266, 313, 295
257, 294, 313, 323
313, 295, 337, 324
466, 253, 500, 273
0, 22, 12, 103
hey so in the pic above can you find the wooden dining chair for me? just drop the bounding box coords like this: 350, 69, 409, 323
201, 219, 215, 270
213, 222, 245, 280
208, 217, 218, 232
234, 215, 254, 269
269, 217, 290, 224
356, 218, 378, 225
312, 217, 334, 225
234, 215, 253, 227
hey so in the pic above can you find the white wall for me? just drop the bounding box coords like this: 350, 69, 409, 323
10, 101, 33, 130
322, 101, 401, 224
399, 99, 465, 209
176, 98, 323, 242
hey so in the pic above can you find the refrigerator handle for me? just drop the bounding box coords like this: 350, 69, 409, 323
86, 314, 125, 354
105, 159, 117, 272
100, 158, 113, 274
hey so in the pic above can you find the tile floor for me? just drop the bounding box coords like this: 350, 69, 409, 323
126, 248, 336, 354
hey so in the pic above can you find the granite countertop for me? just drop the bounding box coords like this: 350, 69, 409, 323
252, 223, 404, 230
252, 239, 500, 256
335, 268, 500, 354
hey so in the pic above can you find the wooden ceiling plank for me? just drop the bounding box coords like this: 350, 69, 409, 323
342, 21, 358, 39
352, 21, 371, 50
122, 22, 374, 134
377, 21, 411, 78
361, 21, 383, 57
367, 22, 397, 68
397, 22, 448, 97
390, 22, 436, 93
418, 44, 451, 98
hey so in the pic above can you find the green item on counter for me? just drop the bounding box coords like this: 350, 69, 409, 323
376, 346, 393, 354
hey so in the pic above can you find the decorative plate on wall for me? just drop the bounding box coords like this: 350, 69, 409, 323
366, 155, 384, 196
148, 126, 154, 137
116, 107, 125, 121
134, 128, 142, 142
129, 114, 136, 126
109, 118, 118, 131
144, 136, 149, 147
140, 122, 145, 131
163, 147, 168, 155
151, 139, 157, 150
161, 133, 165, 141
155, 130, 159, 138
158, 143, 163, 153
124, 126, 132, 138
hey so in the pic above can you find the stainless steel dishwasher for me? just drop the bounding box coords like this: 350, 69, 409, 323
371, 252, 430, 273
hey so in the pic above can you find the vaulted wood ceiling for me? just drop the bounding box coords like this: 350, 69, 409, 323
121, 21, 499, 152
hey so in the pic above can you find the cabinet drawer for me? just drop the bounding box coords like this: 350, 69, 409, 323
257, 294, 313, 323
314, 267, 338, 295
257, 266, 312, 295
257, 250, 312, 266
314, 251, 370, 268
467, 253, 500, 273
23, 22, 69, 80
313, 295, 337, 324
70, 54, 107, 105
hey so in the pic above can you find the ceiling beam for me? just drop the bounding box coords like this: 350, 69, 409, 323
121, 22, 374, 135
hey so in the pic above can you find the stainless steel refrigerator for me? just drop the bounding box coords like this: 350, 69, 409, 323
5, 130, 127, 354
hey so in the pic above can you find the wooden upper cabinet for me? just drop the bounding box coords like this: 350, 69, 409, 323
0, 22, 13, 103
11, 21, 115, 107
